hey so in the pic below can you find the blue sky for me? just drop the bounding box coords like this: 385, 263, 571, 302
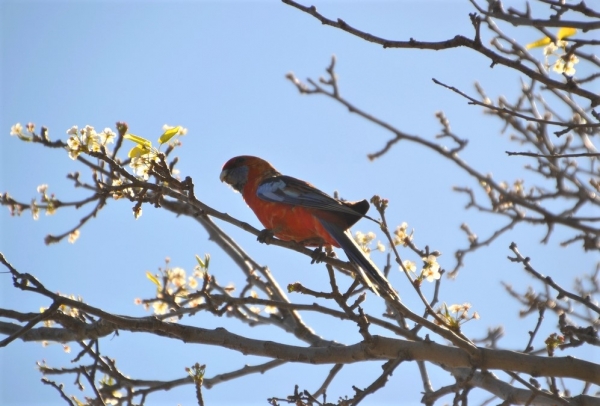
1, 1, 598, 405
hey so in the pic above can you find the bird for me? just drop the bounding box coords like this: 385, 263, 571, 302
220, 155, 397, 298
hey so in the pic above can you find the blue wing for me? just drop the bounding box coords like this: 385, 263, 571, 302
257, 175, 368, 223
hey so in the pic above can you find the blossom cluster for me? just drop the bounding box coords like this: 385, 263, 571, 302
125, 125, 187, 180
526, 27, 579, 76
66, 125, 116, 160
393, 222, 413, 246
354, 230, 385, 255
544, 43, 579, 76
40, 294, 85, 351
435, 302, 480, 331
30, 184, 57, 220
11, 122, 187, 183
137, 255, 278, 320
10, 123, 189, 220
140, 264, 207, 318
402, 254, 442, 283
9, 122, 36, 141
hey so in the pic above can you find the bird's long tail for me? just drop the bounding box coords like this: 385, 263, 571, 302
319, 219, 398, 299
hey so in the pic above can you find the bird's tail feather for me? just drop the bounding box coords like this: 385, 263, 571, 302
319, 219, 397, 298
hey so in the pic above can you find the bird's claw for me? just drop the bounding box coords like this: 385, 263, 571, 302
310, 246, 327, 264
257, 229, 275, 244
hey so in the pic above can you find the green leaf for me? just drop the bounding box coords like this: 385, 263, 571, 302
195, 254, 205, 269
195, 254, 210, 270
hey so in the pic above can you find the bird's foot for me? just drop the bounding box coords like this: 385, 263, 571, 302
310, 245, 334, 264
257, 229, 275, 244
310, 246, 326, 264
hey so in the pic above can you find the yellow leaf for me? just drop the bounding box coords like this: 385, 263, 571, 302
124, 133, 152, 148
526, 27, 577, 49
146, 271, 161, 287
557, 27, 577, 40
158, 126, 181, 144
526, 37, 551, 49
128, 144, 150, 158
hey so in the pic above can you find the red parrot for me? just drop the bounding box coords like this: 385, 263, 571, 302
220, 155, 396, 297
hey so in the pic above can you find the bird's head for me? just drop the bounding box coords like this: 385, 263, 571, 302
220, 155, 279, 193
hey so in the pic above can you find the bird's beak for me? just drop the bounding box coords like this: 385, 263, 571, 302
219, 165, 247, 193
219, 169, 229, 183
